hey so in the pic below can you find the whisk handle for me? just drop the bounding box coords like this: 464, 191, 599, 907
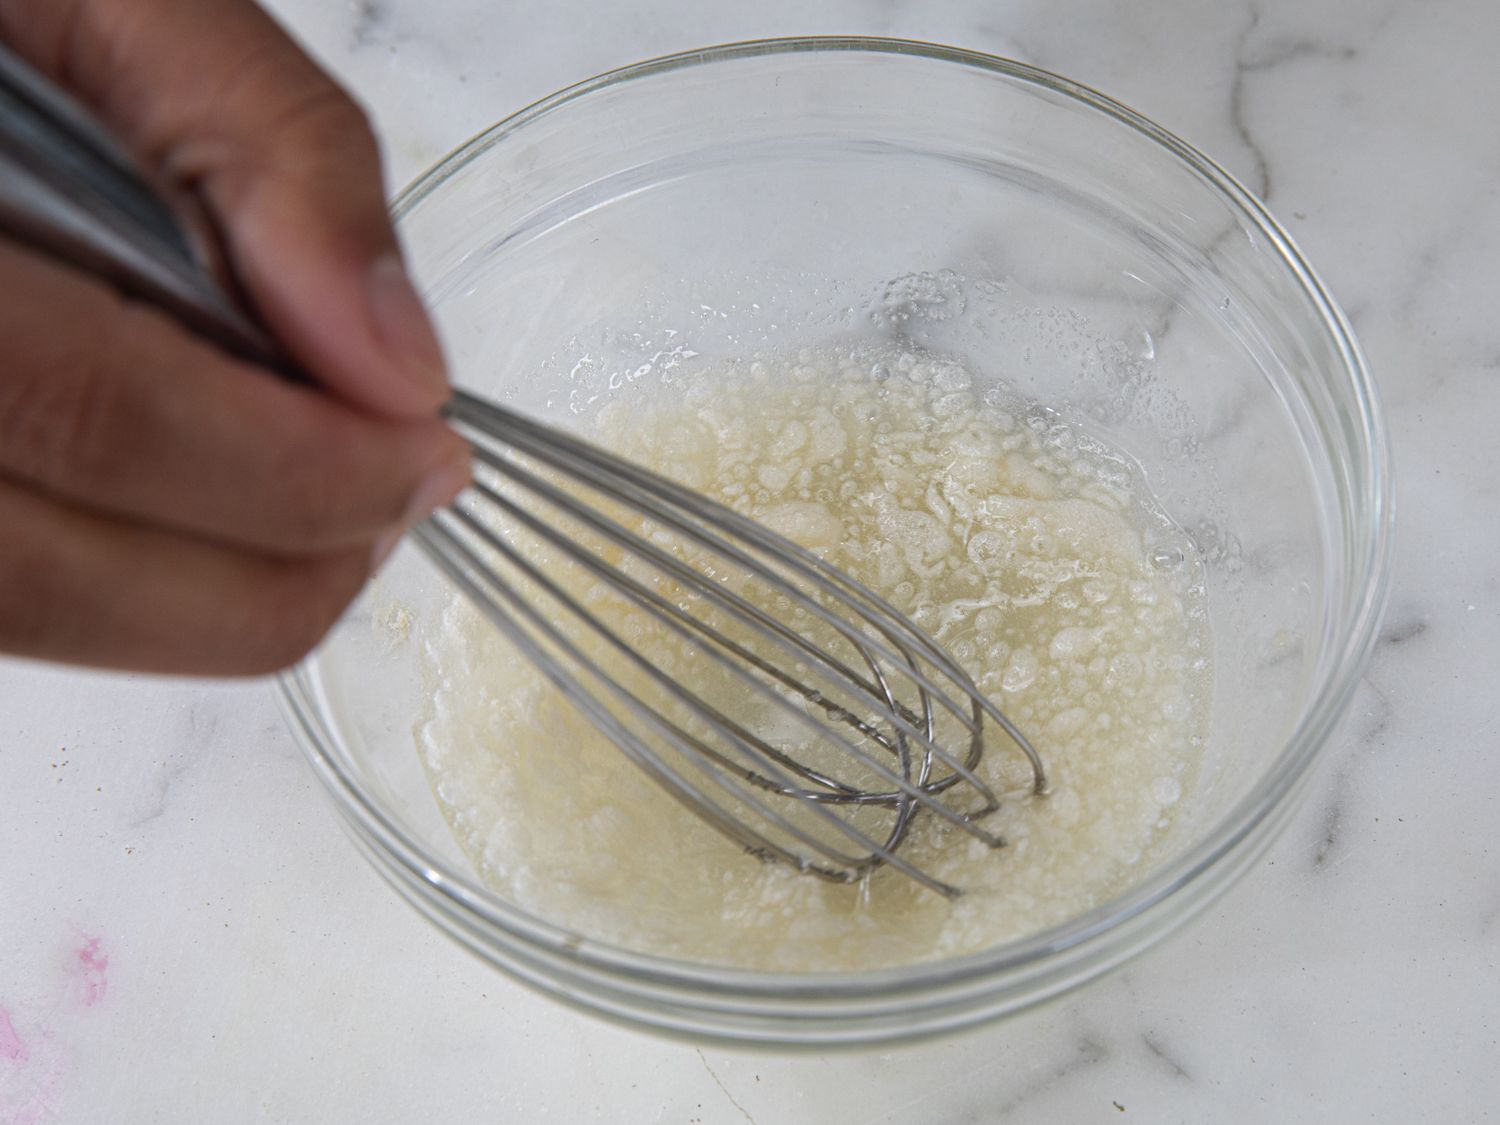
0, 41, 288, 372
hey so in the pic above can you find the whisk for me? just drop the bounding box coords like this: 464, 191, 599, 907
0, 44, 1045, 896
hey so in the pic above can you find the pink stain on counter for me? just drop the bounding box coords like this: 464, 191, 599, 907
0, 935, 108, 1120
73, 937, 109, 1008
0, 1004, 55, 1125
0, 1007, 27, 1065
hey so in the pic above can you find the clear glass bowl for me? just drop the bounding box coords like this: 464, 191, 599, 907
278, 38, 1392, 1046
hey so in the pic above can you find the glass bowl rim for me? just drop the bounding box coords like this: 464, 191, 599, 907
281, 35, 1394, 1003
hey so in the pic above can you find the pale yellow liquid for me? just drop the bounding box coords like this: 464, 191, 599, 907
416, 344, 1209, 971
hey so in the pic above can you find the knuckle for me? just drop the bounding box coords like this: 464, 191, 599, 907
213, 25, 375, 150
177, 43, 379, 200
263, 80, 376, 164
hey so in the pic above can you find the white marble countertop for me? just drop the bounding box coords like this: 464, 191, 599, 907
2, 1, 1494, 1121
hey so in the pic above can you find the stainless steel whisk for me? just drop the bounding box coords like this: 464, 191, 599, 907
0, 43, 1046, 896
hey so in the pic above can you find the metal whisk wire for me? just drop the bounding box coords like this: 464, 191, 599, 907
414, 390, 1047, 897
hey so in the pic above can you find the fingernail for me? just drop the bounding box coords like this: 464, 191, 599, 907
365, 252, 450, 401
371, 456, 471, 572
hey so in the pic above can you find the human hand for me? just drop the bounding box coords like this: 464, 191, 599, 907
0, 0, 470, 674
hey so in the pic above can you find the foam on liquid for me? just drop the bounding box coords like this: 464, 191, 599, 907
416, 343, 1210, 971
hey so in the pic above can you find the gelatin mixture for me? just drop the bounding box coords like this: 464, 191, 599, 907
416, 343, 1209, 971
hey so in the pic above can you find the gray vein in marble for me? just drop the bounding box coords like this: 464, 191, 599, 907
1352, 673, 1393, 748
1240, 35, 1357, 73
347, 0, 436, 57
1311, 783, 1345, 870
1228, 6, 1274, 200
1377, 612, 1429, 649
911, 1034, 1110, 1124
129, 706, 218, 828
351, 0, 393, 49
1141, 1029, 1194, 1082
697, 1052, 756, 1125
1194, 381, 1262, 447
998, 1034, 1110, 1116
1312, 674, 1395, 870
130, 754, 192, 828
1228, 5, 1366, 203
